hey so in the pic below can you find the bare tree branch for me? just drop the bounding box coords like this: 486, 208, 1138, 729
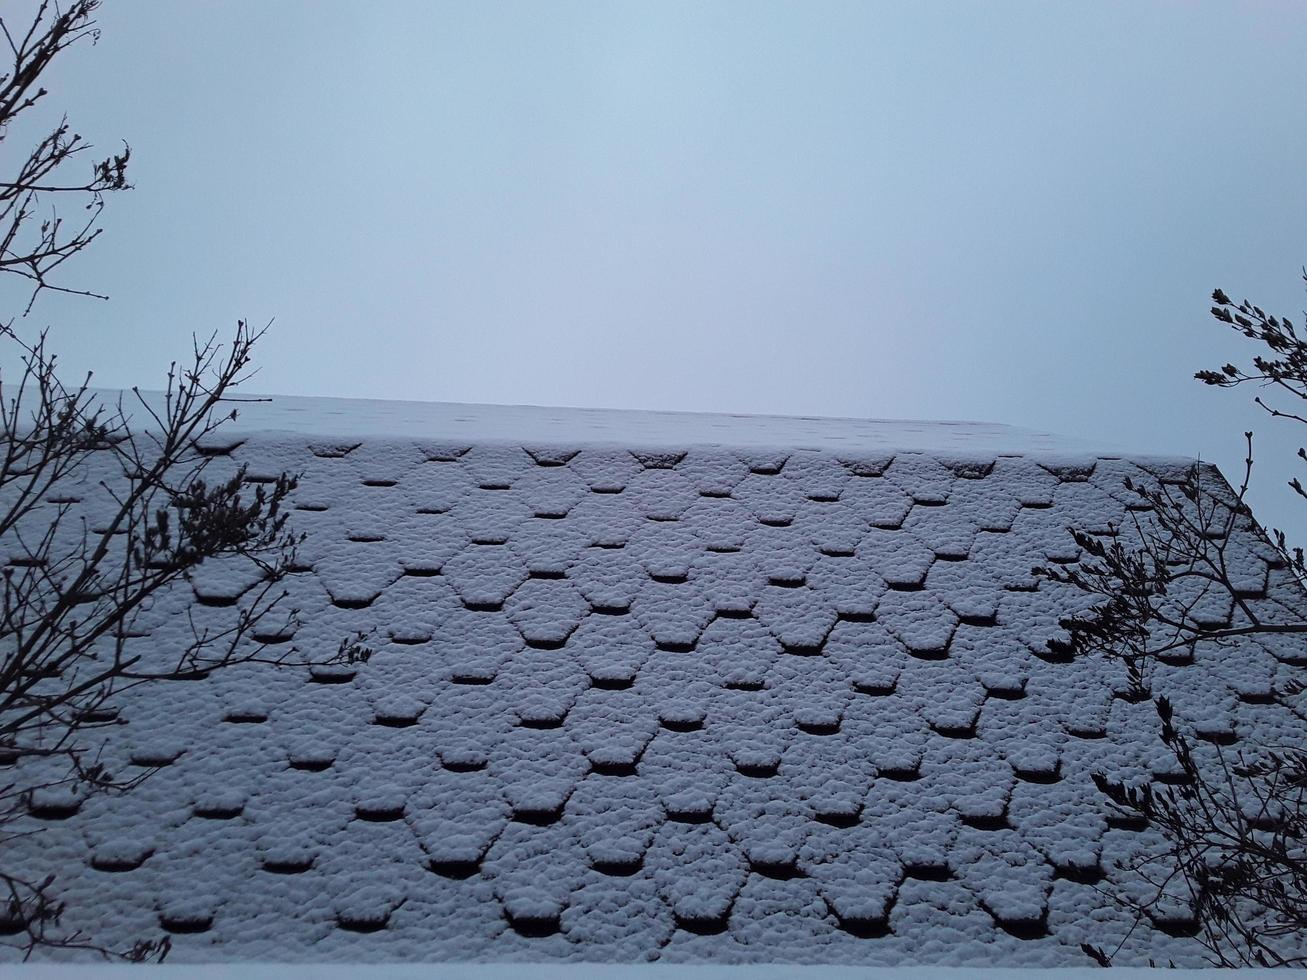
0, 1, 372, 960
1045, 274, 1307, 967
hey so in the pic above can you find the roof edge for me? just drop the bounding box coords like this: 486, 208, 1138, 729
104, 389, 1192, 465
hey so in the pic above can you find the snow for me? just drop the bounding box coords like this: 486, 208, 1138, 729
106, 390, 1163, 458
0, 964, 1285, 979
3, 397, 1303, 967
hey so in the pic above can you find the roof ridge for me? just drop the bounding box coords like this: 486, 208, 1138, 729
101, 389, 1183, 462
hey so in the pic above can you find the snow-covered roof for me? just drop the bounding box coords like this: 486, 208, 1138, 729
7, 397, 1304, 967
4, 960, 1273, 979
0, 961, 1274, 979
134, 391, 1139, 457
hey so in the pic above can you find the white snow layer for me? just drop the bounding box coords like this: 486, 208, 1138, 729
3, 400, 1304, 967
1, 964, 1284, 979
107, 390, 1165, 459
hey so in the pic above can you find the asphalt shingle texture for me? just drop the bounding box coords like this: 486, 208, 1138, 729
6, 431, 1306, 965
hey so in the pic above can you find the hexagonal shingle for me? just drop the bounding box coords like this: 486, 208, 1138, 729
8, 407, 1293, 968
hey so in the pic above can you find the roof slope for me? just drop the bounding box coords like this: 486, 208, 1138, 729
130, 390, 1133, 456
6, 399, 1305, 966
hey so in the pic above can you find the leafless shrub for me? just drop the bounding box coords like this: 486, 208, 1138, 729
0, 2, 370, 960
1039, 276, 1307, 967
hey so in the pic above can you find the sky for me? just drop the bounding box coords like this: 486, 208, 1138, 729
4, 0, 1307, 536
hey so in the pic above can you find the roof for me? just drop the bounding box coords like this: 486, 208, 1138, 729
3, 959, 1268, 979
7, 396, 1304, 966
132, 391, 1136, 457
0, 960, 1272, 979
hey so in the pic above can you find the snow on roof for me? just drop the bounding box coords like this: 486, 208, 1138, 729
6, 398, 1303, 967
1, 961, 1276, 979
116, 390, 1152, 459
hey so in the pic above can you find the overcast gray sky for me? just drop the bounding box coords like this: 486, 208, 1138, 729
7, 1, 1307, 534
